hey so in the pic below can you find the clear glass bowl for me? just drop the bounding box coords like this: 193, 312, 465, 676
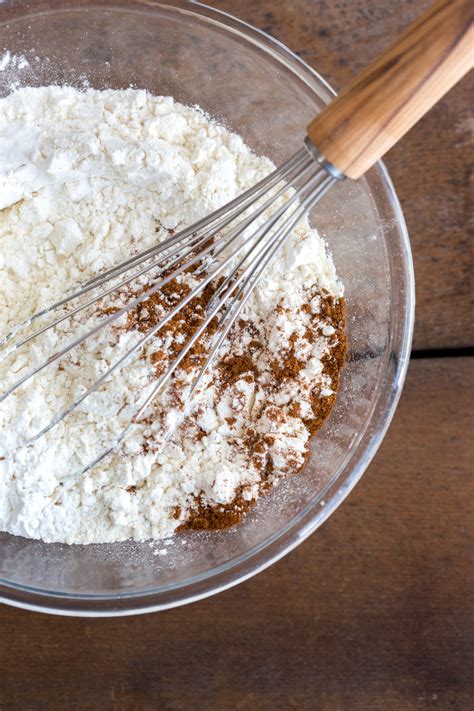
0, 0, 414, 616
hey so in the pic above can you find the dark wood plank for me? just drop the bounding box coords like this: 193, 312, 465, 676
211, 0, 474, 351
1, 358, 472, 711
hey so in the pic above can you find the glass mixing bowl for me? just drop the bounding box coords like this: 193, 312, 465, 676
0, 0, 414, 616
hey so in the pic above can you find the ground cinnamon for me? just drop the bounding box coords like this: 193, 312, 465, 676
113, 267, 346, 532
182, 294, 346, 531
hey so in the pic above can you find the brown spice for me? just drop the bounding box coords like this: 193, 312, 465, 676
108, 272, 226, 383
126, 480, 147, 494
288, 401, 301, 418
178, 488, 255, 531
181, 294, 346, 531
220, 352, 257, 384
304, 296, 346, 436
113, 264, 346, 532
270, 352, 305, 381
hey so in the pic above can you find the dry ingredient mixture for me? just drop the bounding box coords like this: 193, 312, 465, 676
0, 85, 345, 544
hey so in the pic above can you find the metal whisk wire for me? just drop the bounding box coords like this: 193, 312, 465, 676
72, 171, 335, 477
0, 147, 308, 354
1, 149, 310, 394
0, 146, 334, 472
1, 0, 470, 480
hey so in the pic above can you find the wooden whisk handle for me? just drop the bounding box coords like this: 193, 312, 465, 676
307, 0, 473, 180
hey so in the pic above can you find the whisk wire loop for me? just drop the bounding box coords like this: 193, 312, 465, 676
0, 152, 315, 403
1, 148, 334, 472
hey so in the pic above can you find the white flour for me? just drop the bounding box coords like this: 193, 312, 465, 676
0, 86, 344, 544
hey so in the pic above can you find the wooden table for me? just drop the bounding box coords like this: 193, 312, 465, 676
1, 2, 472, 709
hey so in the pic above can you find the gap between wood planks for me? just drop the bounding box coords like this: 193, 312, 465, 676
411, 346, 474, 359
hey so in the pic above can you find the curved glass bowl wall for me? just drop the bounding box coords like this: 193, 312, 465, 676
0, 0, 414, 616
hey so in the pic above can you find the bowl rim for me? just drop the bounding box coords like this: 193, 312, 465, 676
0, 0, 415, 616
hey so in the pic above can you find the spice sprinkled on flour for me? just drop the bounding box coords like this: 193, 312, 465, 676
0, 86, 345, 544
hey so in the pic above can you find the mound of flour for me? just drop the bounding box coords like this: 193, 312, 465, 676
0, 86, 343, 544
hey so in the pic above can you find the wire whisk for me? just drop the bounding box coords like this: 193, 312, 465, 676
1, 0, 471, 475
0, 145, 334, 472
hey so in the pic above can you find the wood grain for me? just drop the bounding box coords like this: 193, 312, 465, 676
0, 3, 472, 710
212, 0, 474, 351
1, 358, 472, 709
307, 0, 473, 178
